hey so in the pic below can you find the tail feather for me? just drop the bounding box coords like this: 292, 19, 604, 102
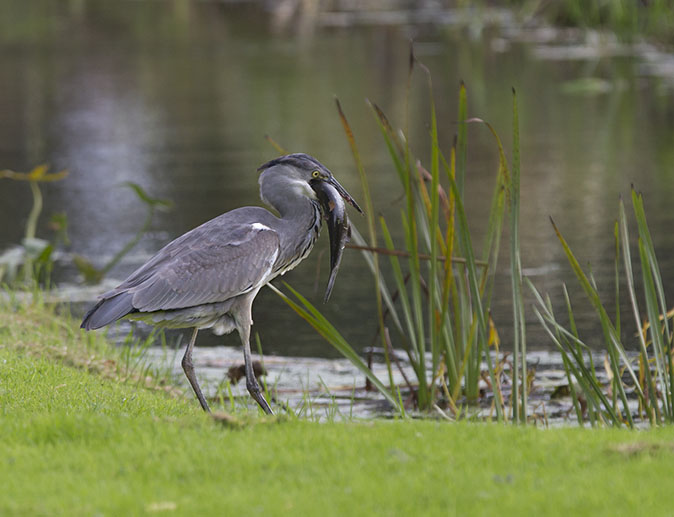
81, 292, 135, 330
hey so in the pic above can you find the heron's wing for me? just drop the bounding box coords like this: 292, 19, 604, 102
121, 222, 280, 312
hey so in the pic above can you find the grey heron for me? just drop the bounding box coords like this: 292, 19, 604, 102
81, 153, 362, 414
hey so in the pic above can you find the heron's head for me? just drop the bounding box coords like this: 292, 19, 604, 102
257, 153, 363, 214
258, 153, 362, 302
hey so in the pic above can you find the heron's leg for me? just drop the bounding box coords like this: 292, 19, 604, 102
181, 328, 211, 413
238, 323, 274, 415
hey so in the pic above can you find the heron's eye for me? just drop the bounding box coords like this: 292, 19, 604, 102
312, 170, 320, 178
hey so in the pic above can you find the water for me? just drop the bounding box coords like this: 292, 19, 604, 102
2, 1, 674, 358
145, 345, 623, 424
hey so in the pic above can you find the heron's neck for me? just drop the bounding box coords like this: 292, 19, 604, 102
260, 178, 322, 272
260, 170, 318, 219
273, 195, 321, 244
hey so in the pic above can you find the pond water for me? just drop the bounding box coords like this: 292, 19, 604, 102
2, 1, 674, 359
144, 343, 636, 424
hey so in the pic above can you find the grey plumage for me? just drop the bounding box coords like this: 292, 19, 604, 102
82, 214, 281, 329
81, 153, 361, 415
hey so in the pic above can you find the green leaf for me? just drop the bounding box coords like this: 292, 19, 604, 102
269, 282, 403, 414
73, 255, 104, 284
121, 182, 173, 210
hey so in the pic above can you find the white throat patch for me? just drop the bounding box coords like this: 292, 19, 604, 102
285, 178, 317, 200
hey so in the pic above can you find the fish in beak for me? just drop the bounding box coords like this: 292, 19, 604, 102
312, 177, 362, 302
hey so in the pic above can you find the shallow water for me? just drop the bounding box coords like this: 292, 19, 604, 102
2, 1, 674, 359
145, 344, 636, 425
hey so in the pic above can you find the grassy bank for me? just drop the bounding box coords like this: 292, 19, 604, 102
1, 303, 674, 515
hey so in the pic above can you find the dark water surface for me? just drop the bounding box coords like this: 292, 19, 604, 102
2, 1, 674, 357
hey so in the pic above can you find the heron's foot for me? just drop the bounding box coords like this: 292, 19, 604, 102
182, 355, 212, 413
246, 377, 274, 415
198, 396, 212, 414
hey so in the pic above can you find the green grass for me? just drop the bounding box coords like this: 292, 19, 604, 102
2, 301, 674, 515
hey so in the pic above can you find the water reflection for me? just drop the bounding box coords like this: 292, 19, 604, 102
2, 1, 674, 357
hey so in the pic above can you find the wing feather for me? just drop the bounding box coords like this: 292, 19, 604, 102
119, 223, 280, 313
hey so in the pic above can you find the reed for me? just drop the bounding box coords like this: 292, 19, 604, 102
274, 53, 526, 420
530, 189, 674, 427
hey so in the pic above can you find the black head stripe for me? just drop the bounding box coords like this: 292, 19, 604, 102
257, 153, 330, 174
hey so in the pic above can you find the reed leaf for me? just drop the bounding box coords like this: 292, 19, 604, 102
632, 189, 671, 344
618, 198, 658, 424
528, 278, 622, 425
456, 81, 467, 197
631, 189, 674, 420
509, 88, 527, 423
380, 217, 420, 367
551, 218, 644, 426
638, 239, 671, 421
269, 283, 402, 413
447, 169, 504, 420
349, 226, 404, 336
335, 98, 396, 396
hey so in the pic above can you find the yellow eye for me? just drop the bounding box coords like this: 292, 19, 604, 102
312, 170, 320, 178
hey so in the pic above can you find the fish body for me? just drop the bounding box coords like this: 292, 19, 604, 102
313, 181, 351, 301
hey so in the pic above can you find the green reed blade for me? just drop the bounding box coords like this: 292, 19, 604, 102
561, 353, 585, 425
456, 81, 467, 197
438, 146, 459, 391
448, 170, 504, 420
400, 210, 429, 406
456, 114, 511, 417
632, 189, 674, 419
638, 238, 671, 420
618, 198, 658, 424
632, 189, 671, 343
336, 98, 396, 397
270, 282, 402, 413
380, 217, 420, 366
529, 280, 622, 426
416, 60, 441, 401
551, 218, 641, 426
543, 292, 586, 426
367, 101, 405, 180
461, 117, 508, 315
613, 221, 621, 336
510, 88, 527, 424
350, 225, 403, 336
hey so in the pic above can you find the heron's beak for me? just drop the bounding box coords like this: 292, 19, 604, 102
326, 176, 363, 215
312, 180, 357, 302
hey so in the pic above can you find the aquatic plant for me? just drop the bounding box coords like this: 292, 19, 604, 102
73, 182, 173, 284
273, 51, 527, 421
0, 164, 68, 286
530, 190, 674, 428
0, 166, 172, 288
